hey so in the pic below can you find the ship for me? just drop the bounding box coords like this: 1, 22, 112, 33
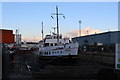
36, 6, 79, 59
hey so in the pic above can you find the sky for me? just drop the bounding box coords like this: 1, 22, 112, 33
2, 2, 118, 42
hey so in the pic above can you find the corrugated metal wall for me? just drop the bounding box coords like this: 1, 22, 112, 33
72, 31, 119, 46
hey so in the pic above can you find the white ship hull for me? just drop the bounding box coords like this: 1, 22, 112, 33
38, 43, 79, 57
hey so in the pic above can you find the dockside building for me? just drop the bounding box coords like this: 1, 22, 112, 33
72, 31, 120, 52
0, 29, 15, 44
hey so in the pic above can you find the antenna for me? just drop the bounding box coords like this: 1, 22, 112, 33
51, 6, 65, 42
42, 22, 44, 40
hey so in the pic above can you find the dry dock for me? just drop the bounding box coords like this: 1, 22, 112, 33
2, 47, 120, 80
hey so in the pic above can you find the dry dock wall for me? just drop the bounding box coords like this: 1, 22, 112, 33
78, 52, 115, 67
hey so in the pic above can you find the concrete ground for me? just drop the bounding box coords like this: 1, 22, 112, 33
2, 48, 120, 80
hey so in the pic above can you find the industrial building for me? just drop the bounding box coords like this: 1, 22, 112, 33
0, 29, 15, 44
72, 31, 120, 52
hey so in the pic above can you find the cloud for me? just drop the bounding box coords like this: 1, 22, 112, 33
22, 36, 41, 42
21, 27, 102, 41
65, 27, 102, 38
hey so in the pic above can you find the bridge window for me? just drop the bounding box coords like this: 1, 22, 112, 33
44, 43, 49, 47
55, 43, 57, 46
51, 43, 53, 46
60, 36, 62, 39
46, 52, 48, 55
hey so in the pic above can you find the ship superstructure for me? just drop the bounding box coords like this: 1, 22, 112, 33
37, 6, 79, 58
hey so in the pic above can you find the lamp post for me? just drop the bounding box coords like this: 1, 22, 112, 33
41, 22, 44, 40
79, 20, 81, 37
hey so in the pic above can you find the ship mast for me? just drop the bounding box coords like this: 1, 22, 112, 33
56, 6, 59, 42
51, 6, 65, 42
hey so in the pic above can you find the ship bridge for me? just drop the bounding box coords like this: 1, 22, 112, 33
41, 34, 70, 47
45, 34, 62, 39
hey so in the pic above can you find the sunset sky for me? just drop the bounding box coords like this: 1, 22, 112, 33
2, 2, 118, 42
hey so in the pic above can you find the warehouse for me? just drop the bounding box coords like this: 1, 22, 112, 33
0, 29, 15, 44
72, 31, 120, 52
